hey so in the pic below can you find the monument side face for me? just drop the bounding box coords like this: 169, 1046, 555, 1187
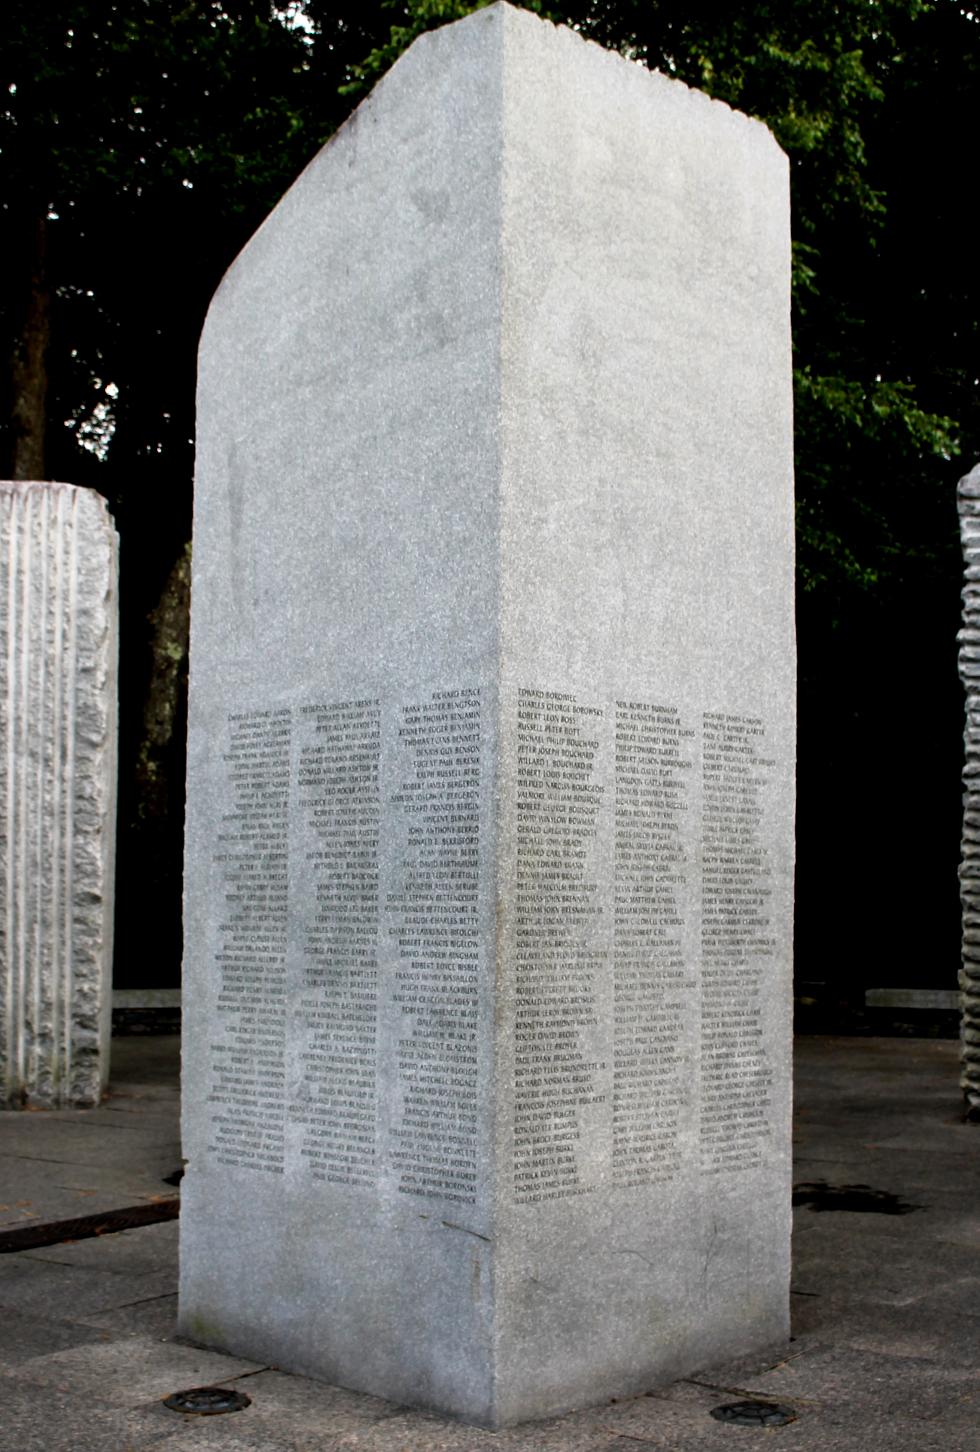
0, 482, 118, 1109
180, 6, 505, 1423
492, 10, 795, 1421
180, 1, 795, 1427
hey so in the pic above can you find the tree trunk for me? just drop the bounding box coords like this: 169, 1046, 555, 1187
9, 214, 51, 481
135, 541, 193, 823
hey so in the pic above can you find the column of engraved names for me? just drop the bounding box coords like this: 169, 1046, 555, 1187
294, 700, 380, 1187
513, 689, 605, 1205
700, 713, 777, 1173
208, 708, 290, 1174
387, 689, 481, 1205
613, 702, 695, 1186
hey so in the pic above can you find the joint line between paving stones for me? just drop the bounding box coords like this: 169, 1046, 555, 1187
88, 1290, 178, 1311
683, 1378, 783, 1398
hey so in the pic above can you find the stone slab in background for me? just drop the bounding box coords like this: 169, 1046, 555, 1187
0, 481, 118, 1109
865, 989, 961, 1010
180, 1, 795, 1428
112, 989, 181, 1037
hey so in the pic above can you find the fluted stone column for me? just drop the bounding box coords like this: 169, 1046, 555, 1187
0, 481, 119, 1108
957, 462, 980, 1121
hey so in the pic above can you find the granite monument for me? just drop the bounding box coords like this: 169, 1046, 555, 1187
180, 3, 796, 1425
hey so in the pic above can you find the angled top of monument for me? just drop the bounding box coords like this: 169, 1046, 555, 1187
206, 0, 784, 319
194, 0, 791, 705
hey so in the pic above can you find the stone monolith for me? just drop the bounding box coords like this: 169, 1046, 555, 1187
0, 481, 118, 1108
180, 3, 796, 1426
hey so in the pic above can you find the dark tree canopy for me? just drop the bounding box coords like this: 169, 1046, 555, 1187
2, 0, 976, 1000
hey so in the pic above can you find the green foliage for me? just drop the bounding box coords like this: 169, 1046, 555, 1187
319, 0, 978, 989
795, 367, 959, 593
326, 0, 971, 609
4, 0, 972, 590
1, 1, 317, 505
1, 1, 976, 985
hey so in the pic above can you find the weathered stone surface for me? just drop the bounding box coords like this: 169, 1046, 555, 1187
0, 481, 118, 1108
956, 461, 980, 1120
180, 2, 795, 1427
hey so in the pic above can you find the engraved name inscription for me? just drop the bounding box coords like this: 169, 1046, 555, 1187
208, 708, 290, 1174
387, 689, 481, 1205
294, 699, 380, 1188
613, 701, 695, 1187
512, 689, 606, 1205
204, 686, 783, 1198
699, 712, 777, 1174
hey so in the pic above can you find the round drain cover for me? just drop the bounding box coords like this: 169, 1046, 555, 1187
710, 1400, 797, 1427
163, 1386, 251, 1416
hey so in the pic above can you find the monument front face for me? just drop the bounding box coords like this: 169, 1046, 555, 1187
180, 3, 795, 1426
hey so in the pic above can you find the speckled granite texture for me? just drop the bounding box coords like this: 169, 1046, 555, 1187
181, 2, 795, 1426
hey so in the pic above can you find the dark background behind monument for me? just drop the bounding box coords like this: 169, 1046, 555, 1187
1, 0, 975, 1006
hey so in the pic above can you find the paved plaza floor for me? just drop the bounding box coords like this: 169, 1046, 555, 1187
0, 1034, 976, 1451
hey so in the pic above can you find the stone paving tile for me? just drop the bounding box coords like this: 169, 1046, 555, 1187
133, 1369, 404, 1452
792, 1145, 980, 1176
687, 1338, 810, 1390
19, 1219, 179, 1274
0, 1304, 114, 1365
597, 1393, 977, 1452
321, 1404, 620, 1452
790, 1229, 978, 1304
52, 1161, 181, 1192
793, 1097, 964, 1141
791, 1198, 980, 1250
1, 1036, 975, 1452
686, 1342, 980, 1421
0, 1159, 71, 1230
793, 1138, 980, 1175
201, 1369, 399, 1435
133, 1371, 979, 1452
860, 1127, 977, 1154
0, 1374, 173, 1452
912, 1276, 980, 1321
792, 1105, 960, 1133
597, 1375, 980, 1449
0, 1334, 266, 1406
0, 1119, 180, 1166
793, 1110, 977, 1139
549, 1386, 812, 1452
142, 1395, 626, 1452
133, 1433, 297, 1452
25, 1096, 179, 1125
0, 1252, 175, 1314
0, 1157, 181, 1232
787, 1292, 980, 1368
80, 1290, 180, 1340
